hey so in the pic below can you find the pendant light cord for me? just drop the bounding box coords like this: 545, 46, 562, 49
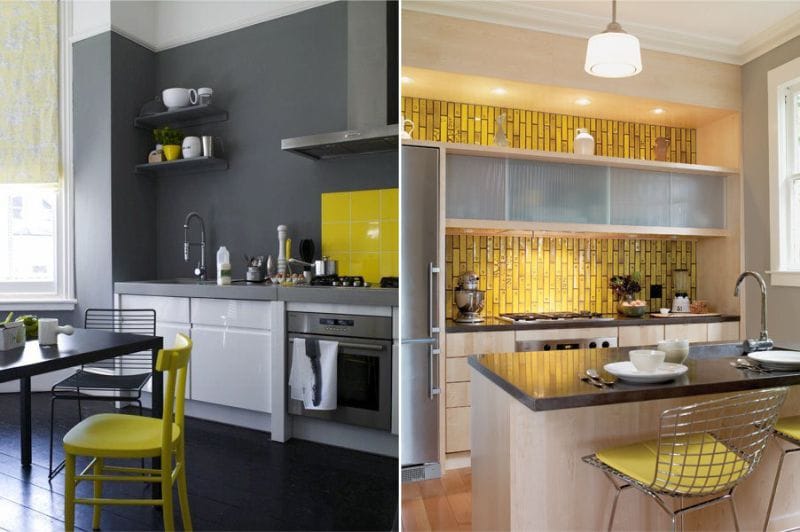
612, 0, 617, 24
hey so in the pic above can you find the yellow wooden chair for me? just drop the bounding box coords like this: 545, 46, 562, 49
763, 415, 800, 530
63, 333, 192, 531
583, 387, 787, 532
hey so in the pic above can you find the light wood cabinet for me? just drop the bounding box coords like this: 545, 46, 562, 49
707, 321, 740, 342
664, 323, 708, 343
442, 320, 740, 461
618, 325, 665, 347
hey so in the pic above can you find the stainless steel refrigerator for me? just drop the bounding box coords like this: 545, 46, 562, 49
400, 145, 442, 481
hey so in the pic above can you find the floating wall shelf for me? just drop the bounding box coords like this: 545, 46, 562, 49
134, 104, 228, 129
135, 157, 228, 177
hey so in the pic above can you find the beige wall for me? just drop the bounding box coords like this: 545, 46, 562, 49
402, 10, 741, 111
741, 35, 800, 344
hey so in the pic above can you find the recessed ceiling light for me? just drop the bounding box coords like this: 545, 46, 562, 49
401, 76, 414, 84
574, 97, 592, 106
490, 87, 507, 95
651, 108, 666, 115
474, 116, 482, 121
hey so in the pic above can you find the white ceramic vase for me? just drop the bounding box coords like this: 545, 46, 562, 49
574, 128, 595, 155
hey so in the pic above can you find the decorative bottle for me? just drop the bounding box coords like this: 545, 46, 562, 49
574, 128, 595, 155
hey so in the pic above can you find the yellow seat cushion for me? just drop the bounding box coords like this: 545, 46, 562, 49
596, 433, 749, 495
775, 416, 800, 441
63, 413, 180, 458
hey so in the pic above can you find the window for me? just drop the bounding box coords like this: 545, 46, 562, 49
0, 1, 73, 308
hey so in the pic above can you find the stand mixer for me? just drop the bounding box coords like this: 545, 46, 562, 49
454, 271, 485, 323
672, 269, 691, 313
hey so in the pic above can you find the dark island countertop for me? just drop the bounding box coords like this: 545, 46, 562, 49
468, 343, 800, 412
447, 314, 739, 333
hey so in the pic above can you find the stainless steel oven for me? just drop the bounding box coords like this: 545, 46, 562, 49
287, 312, 393, 431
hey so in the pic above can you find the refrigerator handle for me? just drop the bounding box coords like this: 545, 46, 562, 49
428, 262, 440, 336
429, 344, 441, 398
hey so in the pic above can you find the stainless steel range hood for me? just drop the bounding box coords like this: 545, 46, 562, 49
282, 1, 398, 160
281, 124, 398, 160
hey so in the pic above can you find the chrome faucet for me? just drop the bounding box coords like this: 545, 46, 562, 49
733, 271, 773, 353
183, 212, 207, 281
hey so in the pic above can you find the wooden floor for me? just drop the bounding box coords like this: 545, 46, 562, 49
0, 392, 398, 531
401, 468, 471, 531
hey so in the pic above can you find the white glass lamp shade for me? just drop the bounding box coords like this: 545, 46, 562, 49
584, 30, 642, 78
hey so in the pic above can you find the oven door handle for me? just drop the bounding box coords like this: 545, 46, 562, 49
287, 338, 384, 352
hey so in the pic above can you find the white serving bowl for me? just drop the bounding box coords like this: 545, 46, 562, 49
657, 339, 690, 364
162, 88, 191, 110
629, 349, 666, 373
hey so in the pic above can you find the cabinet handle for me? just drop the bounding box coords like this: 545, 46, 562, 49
287, 338, 384, 352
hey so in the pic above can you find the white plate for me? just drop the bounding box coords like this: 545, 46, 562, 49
604, 361, 689, 383
748, 351, 800, 370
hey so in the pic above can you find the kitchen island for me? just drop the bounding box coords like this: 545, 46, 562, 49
468, 345, 800, 531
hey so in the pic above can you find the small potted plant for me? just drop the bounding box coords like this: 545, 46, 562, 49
153, 126, 184, 161
609, 273, 647, 317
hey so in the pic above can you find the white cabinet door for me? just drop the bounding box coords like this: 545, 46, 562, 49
155, 322, 192, 398
190, 325, 271, 413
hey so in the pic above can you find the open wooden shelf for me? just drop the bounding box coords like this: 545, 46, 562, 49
403, 140, 739, 176
446, 218, 729, 239
135, 157, 228, 177
134, 104, 228, 129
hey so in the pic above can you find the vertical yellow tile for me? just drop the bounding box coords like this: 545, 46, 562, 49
380, 188, 398, 220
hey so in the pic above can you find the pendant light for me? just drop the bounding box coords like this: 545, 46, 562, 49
584, 0, 642, 78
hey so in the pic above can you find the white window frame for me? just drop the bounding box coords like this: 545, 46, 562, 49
768, 56, 800, 287
1, 1, 75, 310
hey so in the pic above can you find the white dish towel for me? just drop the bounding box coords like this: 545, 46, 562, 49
288, 338, 338, 410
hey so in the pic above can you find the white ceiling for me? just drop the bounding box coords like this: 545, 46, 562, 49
403, 1, 800, 65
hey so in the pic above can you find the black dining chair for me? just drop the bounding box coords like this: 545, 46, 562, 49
48, 308, 156, 480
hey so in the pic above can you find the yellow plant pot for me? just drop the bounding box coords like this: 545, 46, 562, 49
163, 145, 182, 161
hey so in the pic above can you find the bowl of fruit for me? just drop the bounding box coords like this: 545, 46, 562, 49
610, 274, 648, 317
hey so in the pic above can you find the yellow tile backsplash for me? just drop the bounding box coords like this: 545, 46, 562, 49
321, 188, 398, 283
402, 97, 697, 164
445, 234, 697, 320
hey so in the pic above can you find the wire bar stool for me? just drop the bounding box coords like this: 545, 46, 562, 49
763, 415, 800, 531
48, 308, 156, 480
583, 387, 788, 531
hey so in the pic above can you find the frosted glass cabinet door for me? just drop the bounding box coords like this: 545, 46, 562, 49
507, 160, 609, 223
669, 173, 726, 228
445, 155, 506, 219
610, 168, 671, 226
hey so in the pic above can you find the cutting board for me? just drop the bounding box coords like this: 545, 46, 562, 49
649, 312, 721, 318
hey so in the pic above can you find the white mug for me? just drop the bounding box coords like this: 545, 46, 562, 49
38, 318, 74, 346
162, 88, 198, 110
182, 136, 202, 158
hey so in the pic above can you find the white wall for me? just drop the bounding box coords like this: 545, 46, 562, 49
70, 0, 334, 51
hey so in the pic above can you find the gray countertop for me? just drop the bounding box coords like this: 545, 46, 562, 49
446, 314, 740, 333
115, 280, 398, 307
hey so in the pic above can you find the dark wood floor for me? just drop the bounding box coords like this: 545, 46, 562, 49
0, 392, 398, 531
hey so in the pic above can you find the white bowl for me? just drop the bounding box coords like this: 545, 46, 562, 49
629, 349, 666, 373
657, 339, 690, 364
659, 308, 670, 315
162, 88, 191, 110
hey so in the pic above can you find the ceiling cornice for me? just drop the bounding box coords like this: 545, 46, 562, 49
403, 1, 800, 66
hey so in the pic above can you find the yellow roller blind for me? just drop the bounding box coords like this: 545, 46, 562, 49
0, 0, 59, 184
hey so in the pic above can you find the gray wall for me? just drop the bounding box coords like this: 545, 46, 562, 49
68, 3, 394, 321
110, 33, 157, 283
152, 1, 397, 280
742, 36, 800, 343
73, 34, 113, 320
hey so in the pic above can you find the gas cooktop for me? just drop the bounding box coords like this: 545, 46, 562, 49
310, 275, 368, 287
498, 311, 615, 323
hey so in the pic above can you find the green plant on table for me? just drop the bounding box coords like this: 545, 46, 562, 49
153, 126, 184, 146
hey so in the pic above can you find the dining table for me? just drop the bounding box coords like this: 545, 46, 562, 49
0, 328, 163, 468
